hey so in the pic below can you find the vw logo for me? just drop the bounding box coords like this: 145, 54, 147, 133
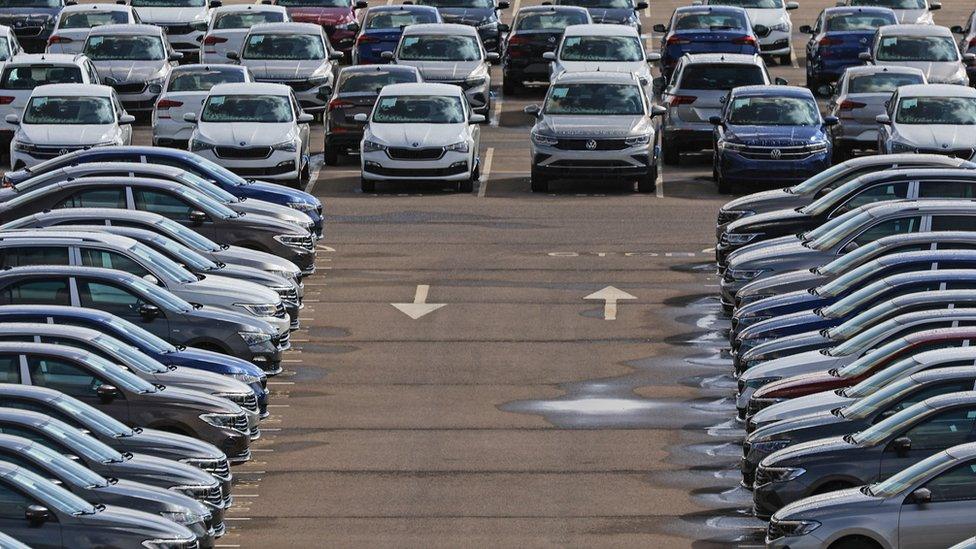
943, 143, 950, 149
239, 141, 246, 146
412, 142, 420, 147
58, 148, 68, 155
859, 37, 867, 44
770, 149, 782, 159
585, 139, 597, 150
548, 36, 556, 43
13, 21, 22, 27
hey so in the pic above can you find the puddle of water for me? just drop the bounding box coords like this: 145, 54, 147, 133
706, 419, 745, 438
684, 441, 742, 458
689, 396, 737, 413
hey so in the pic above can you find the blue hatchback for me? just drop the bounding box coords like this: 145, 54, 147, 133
801, 6, 897, 91
353, 5, 441, 64
1, 147, 324, 239
712, 85, 836, 194
656, 5, 761, 81
0, 305, 270, 417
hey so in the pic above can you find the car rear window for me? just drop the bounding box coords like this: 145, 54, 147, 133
59, 10, 129, 29
514, 11, 589, 31
826, 13, 895, 32
365, 10, 438, 29
673, 11, 747, 31
214, 11, 286, 29
849, 72, 924, 93
337, 70, 417, 93
167, 69, 245, 92
1, 66, 84, 90
678, 64, 764, 90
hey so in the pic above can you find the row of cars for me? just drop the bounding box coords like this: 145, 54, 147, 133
714, 154, 976, 547
0, 145, 323, 548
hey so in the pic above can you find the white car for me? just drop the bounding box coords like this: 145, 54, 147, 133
544, 24, 658, 86
696, 0, 798, 64
152, 63, 251, 148
187, 82, 312, 187
356, 82, 483, 193
83, 24, 181, 113
842, 0, 940, 25
200, 4, 289, 64
46, 3, 140, 55
0, 25, 23, 61
6, 83, 134, 169
864, 24, 971, 85
877, 83, 976, 159
0, 53, 100, 152
130, 0, 216, 62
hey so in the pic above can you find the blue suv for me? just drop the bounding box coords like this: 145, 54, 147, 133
655, 5, 761, 81
352, 5, 441, 65
801, 6, 897, 92
1, 147, 324, 239
711, 85, 836, 194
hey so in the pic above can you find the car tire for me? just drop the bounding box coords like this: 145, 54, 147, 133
637, 165, 657, 193
325, 143, 340, 166
716, 170, 733, 194
530, 169, 548, 193
662, 140, 680, 165
361, 178, 375, 193
777, 52, 791, 66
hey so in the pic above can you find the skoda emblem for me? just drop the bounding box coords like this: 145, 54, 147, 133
859, 37, 867, 44
943, 143, 950, 149
13, 21, 22, 27
770, 149, 782, 159
585, 139, 597, 150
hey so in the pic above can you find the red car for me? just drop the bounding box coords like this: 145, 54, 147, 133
264, 0, 368, 58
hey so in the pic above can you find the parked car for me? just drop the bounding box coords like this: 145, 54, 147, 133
352, 4, 441, 65
7, 83, 134, 169
551, 0, 644, 32
502, 5, 590, 94
83, 24, 181, 112
0, 24, 23, 61
655, 5, 761, 81
46, 3, 139, 55
877, 84, 976, 157
545, 23, 656, 86
200, 4, 289, 65
129, 0, 214, 63
952, 12, 976, 86
0, 0, 66, 52
324, 64, 421, 165
264, 0, 368, 60
842, 0, 940, 25
863, 24, 971, 85
695, 0, 798, 65
152, 63, 252, 149
412, 0, 508, 54
801, 6, 897, 90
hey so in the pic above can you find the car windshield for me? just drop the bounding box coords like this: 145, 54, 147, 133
0, 66, 84, 90
365, 10, 438, 29
23, 96, 113, 125
104, 315, 175, 354
850, 0, 925, 8
76, 352, 158, 393
728, 96, 820, 126
129, 276, 193, 313
849, 72, 924, 93
673, 11, 747, 31
53, 394, 134, 436
214, 11, 286, 29
243, 33, 324, 60
149, 234, 217, 271
84, 35, 166, 61
836, 338, 903, 377
826, 13, 895, 31
816, 239, 883, 276
8, 468, 96, 515
545, 83, 644, 115
845, 356, 925, 403
414, 0, 493, 8
398, 35, 481, 61
180, 153, 249, 188
127, 243, 197, 284
373, 95, 465, 123
60, 10, 129, 29
678, 64, 765, 90
93, 334, 169, 374
560, 35, 643, 62
514, 11, 589, 31
790, 163, 856, 194
0, 0, 60, 6
830, 317, 900, 356
154, 217, 223, 253
131, 0, 204, 6
815, 260, 881, 297
806, 210, 874, 250
167, 70, 246, 92
177, 172, 239, 203
852, 401, 928, 445
23, 442, 109, 488
277, 0, 351, 6
337, 70, 418, 93
556, 0, 633, 8
821, 278, 888, 317
877, 35, 959, 62
38, 419, 126, 463
896, 97, 976, 125
844, 375, 919, 418
201, 94, 293, 123
870, 450, 953, 497
707, 0, 783, 7
826, 300, 897, 340
800, 175, 880, 216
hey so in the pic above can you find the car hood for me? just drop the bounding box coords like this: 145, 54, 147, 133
741, 8, 787, 26
437, 7, 494, 25
765, 434, 855, 466
94, 61, 168, 84
149, 384, 244, 414
738, 269, 828, 300
114, 453, 217, 487
751, 389, 855, 428
231, 200, 311, 227
170, 346, 263, 377
738, 309, 823, 342
126, 427, 224, 461
103, 479, 210, 516
210, 263, 292, 290
727, 234, 801, 264
774, 486, 882, 520
0, 10, 58, 23
750, 409, 847, 442
726, 207, 811, 239
242, 59, 328, 80
132, 6, 208, 23
82, 504, 195, 541
536, 114, 651, 139
154, 364, 253, 396
213, 244, 301, 276
723, 187, 803, 213
728, 240, 823, 272
740, 329, 834, 363
726, 124, 824, 147
740, 348, 834, 383
895, 124, 976, 150
18, 125, 116, 146
736, 288, 823, 319
186, 273, 282, 306
243, 180, 319, 205
288, 7, 355, 24
197, 122, 297, 148
754, 369, 839, 399
188, 303, 277, 335
368, 122, 467, 147
876, 60, 963, 83
396, 60, 482, 81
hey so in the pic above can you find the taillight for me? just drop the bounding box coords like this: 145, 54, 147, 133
202, 35, 227, 45
667, 36, 690, 45
838, 100, 866, 111
818, 37, 842, 46
155, 99, 183, 119
731, 35, 756, 46
969, 37, 976, 47
356, 34, 379, 45
47, 35, 72, 45
328, 98, 352, 111
0, 97, 14, 105
668, 95, 697, 106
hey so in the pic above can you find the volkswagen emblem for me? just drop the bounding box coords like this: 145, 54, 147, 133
859, 37, 867, 44
239, 141, 246, 146
413, 142, 419, 147
13, 21, 22, 28
548, 36, 556, 43
943, 143, 950, 149
58, 148, 68, 155
585, 139, 597, 150
770, 149, 782, 160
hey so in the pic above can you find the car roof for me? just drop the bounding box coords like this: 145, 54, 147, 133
878, 23, 953, 37
31, 83, 113, 97
842, 64, 925, 78
171, 63, 246, 74
879, 269, 976, 288
61, 3, 130, 12
248, 22, 322, 34
873, 249, 976, 267
213, 4, 287, 14
729, 85, 814, 99
835, 153, 970, 168
0, 435, 39, 453
864, 199, 976, 218
5, 53, 88, 67
910, 365, 976, 384
208, 82, 291, 95
0, 264, 143, 284
889, 289, 976, 308
903, 326, 976, 344
889, 307, 976, 325
0, 229, 139, 250
847, 167, 976, 185
945, 441, 976, 459
824, 6, 895, 17
681, 52, 764, 65
378, 82, 463, 96
54, 176, 192, 191
872, 230, 976, 249
919, 390, 976, 409
0, 340, 97, 362
18, 207, 166, 224
674, 5, 747, 16
0, 322, 103, 342
518, 4, 588, 14
552, 70, 641, 84
88, 23, 163, 36
896, 84, 976, 98
59, 161, 185, 176
563, 23, 639, 37
0, 303, 118, 321
401, 23, 477, 35
912, 347, 976, 365
0, 406, 57, 425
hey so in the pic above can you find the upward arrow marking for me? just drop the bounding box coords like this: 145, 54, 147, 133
584, 286, 637, 320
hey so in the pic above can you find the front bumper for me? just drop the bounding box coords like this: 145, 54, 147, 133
753, 477, 811, 519
531, 140, 655, 179
361, 148, 473, 181
195, 148, 301, 182
718, 149, 830, 187
759, 30, 791, 56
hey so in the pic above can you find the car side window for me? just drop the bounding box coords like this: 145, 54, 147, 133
78, 248, 150, 278
887, 381, 976, 416
38, 336, 112, 363
0, 354, 20, 383
0, 279, 71, 306
0, 479, 35, 520
0, 246, 70, 268
77, 279, 146, 317
931, 216, 976, 231
923, 459, 976, 502
86, 61, 99, 84
837, 183, 909, 215
902, 406, 976, 450
132, 189, 193, 220
27, 355, 104, 398
918, 181, 976, 199
851, 216, 922, 247
56, 188, 126, 209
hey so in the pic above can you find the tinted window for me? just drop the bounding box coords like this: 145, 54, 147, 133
365, 10, 439, 29
27, 355, 104, 399
166, 69, 245, 92
559, 35, 642, 62
919, 181, 976, 199
512, 11, 588, 31
673, 11, 746, 31
877, 35, 959, 62
77, 280, 142, 316
932, 216, 976, 231
729, 96, 820, 126
897, 97, 976, 125
849, 72, 924, 93
545, 83, 644, 116
0, 279, 70, 306
886, 381, 976, 417
132, 189, 193, 219
924, 459, 976, 502
200, 94, 293, 123
23, 96, 114, 125
373, 95, 465, 124
838, 182, 909, 214
852, 216, 921, 246
0, 65, 83, 90
60, 10, 129, 28
903, 407, 976, 449
0, 247, 70, 268
678, 64, 765, 90
0, 480, 33, 519
79, 248, 150, 278
0, 354, 20, 383
213, 11, 285, 29
242, 34, 325, 60
337, 71, 419, 93
57, 188, 126, 209
826, 13, 894, 31
84, 35, 166, 61
398, 34, 481, 61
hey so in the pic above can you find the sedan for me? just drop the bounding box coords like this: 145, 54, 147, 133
200, 4, 289, 64
801, 6, 897, 91
655, 5, 761, 81
501, 5, 590, 94
152, 63, 252, 149
352, 4, 441, 65
878, 84, 976, 157
545, 23, 656, 87
46, 3, 139, 55
863, 24, 971, 85
696, 0, 798, 65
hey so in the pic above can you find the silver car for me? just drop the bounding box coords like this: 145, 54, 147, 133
767, 441, 976, 549
200, 4, 289, 65
863, 24, 972, 85
83, 24, 182, 112
46, 3, 140, 55
826, 65, 925, 161
152, 63, 252, 149
842, 0, 940, 25
878, 84, 976, 158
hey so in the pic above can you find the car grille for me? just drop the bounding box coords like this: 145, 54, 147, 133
12, 26, 42, 37
249, 423, 260, 439
112, 82, 147, 94
276, 330, 290, 350
387, 147, 444, 160
717, 209, 743, 225
161, 23, 197, 35
185, 457, 231, 481
275, 286, 299, 303
365, 164, 468, 177
225, 392, 259, 413
747, 398, 777, 416
231, 413, 249, 434
548, 159, 632, 168
204, 484, 224, 508
754, 466, 773, 486
917, 147, 974, 160
553, 138, 630, 151
215, 146, 272, 159
232, 163, 295, 177
24, 144, 89, 159
274, 302, 287, 319
738, 145, 820, 160
741, 441, 751, 459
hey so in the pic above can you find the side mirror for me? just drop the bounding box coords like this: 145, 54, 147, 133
858, 51, 872, 62
650, 105, 667, 118
138, 303, 160, 319
892, 436, 912, 455
4, 114, 18, 125
208, 0, 221, 6
652, 23, 667, 33
486, 52, 500, 62
645, 52, 661, 63
951, 25, 965, 34
542, 51, 556, 61
965, 53, 976, 66
188, 209, 207, 224
25, 505, 50, 527
652, 76, 665, 95
799, 24, 812, 34
523, 104, 540, 116
329, 51, 344, 60
634, 1, 647, 10
183, 112, 198, 123
142, 274, 160, 286
469, 113, 486, 123
353, 113, 369, 123
496, 0, 510, 7
708, 115, 723, 126
823, 115, 839, 126
316, 86, 332, 100
168, 52, 183, 62
929, 1, 940, 10
225, 51, 240, 62
380, 51, 394, 60
355, 0, 367, 7
775, 77, 789, 86
875, 114, 891, 125
96, 384, 121, 402
497, 23, 510, 33
911, 487, 932, 504
786, 1, 798, 9
120, 114, 135, 124
298, 112, 314, 123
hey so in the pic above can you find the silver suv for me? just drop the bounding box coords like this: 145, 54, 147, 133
83, 24, 182, 112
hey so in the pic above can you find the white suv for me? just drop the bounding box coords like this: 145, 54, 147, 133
130, 0, 216, 62
46, 3, 140, 55
187, 82, 312, 187
7, 83, 134, 169
356, 82, 483, 193
152, 63, 251, 148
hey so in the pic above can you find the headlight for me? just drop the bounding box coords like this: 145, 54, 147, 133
169, 484, 214, 499
91, 140, 122, 148
198, 413, 241, 429
268, 269, 301, 282
806, 142, 828, 153
464, 75, 488, 88
445, 141, 469, 153
238, 330, 273, 348
889, 141, 916, 154
146, 77, 165, 94
728, 268, 765, 281
726, 232, 761, 245
477, 20, 498, 30
531, 131, 558, 146
286, 201, 318, 213
749, 439, 791, 453
717, 140, 748, 152
273, 233, 312, 249
230, 372, 263, 385
760, 466, 805, 483
308, 74, 331, 85
12, 139, 34, 152
190, 20, 208, 32
767, 22, 790, 32
190, 138, 216, 152
235, 302, 280, 317
625, 134, 651, 146
142, 539, 198, 549
159, 510, 205, 526
767, 519, 821, 540
362, 140, 387, 153
744, 376, 780, 390
272, 139, 298, 152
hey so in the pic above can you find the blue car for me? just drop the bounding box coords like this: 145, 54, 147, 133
352, 5, 441, 65
655, 5, 761, 81
711, 85, 836, 194
1, 147, 324, 239
0, 305, 270, 417
0, 0, 65, 52
801, 6, 897, 91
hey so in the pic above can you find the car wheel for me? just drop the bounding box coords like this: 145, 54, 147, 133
324, 143, 340, 166
716, 170, 733, 194
828, 536, 882, 549
662, 140, 680, 165
361, 177, 376, 193
530, 168, 548, 193
777, 52, 792, 66
637, 165, 657, 193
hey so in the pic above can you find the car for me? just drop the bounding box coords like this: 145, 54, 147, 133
525, 71, 663, 193
7, 83, 133, 169
228, 23, 341, 116
188, 83, 314, 188
801, 7, 898, 91
0, 176, 317, 273
863, 24, 971, 85
545, 24, 657, 87
953, 537, 976, 549
0, 531, 29, 549
83, 24, 182, 113
0, 0, 65, 53
152, 64, 252, 149
0, 146, 325, 239
754, 391, 976, 518
0, 24, 24, 62
411, 0, 508, 55
46, 3, 140, 55
658, 53, 773, 166
352, 4, 441, 65
551, 0, 644, 32
200, 4, 289, 65
843, 0, 940, 25
0, 266, 288, 373
501, 5, 589, 94
654, 6, 761, 81
263, 0, 367, 60
1, 207, 305, 286
878, 84, 976, 157
711, 85, 836, 194
324, 65, 422, 165
825, 65, 926, 161
384, 23, 495, 118
952, 12, 976, 86
0, 53, 101, 153
767, 441, 976, 549
0, 461, 198, 549
358, 82, 483, 193
0, 433, 220, 544
695, 0, 798, 65
130, 0, 215, 63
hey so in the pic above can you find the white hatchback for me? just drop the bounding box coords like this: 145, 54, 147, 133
152, 63, 251, 148
200, 4, 289, 64
46, 3, 140, 55
7, 83, 134, 169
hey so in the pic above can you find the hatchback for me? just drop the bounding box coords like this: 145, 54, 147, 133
152, 64, 252, 149
878, 84, 976, 158
83, 24, 182, 112
863, 24, 971, 85
352, 4, 441, 65
200, 4, 289, 64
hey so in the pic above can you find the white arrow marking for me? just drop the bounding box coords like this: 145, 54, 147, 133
584, 286, 637, 321
391, 284, 446, 319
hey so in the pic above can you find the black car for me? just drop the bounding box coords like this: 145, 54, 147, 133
501, 5, 590, 94
0, 0, 65, 52
552, 0, 644, 31
413, 0, 510, 54
324, 65, 422, 165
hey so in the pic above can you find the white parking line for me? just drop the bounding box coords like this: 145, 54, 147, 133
478, 147, 494, 198
490, 94, 503, 127
655, 157, 664, 198
304, 153, 325, 193
790, 45, 799, 69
